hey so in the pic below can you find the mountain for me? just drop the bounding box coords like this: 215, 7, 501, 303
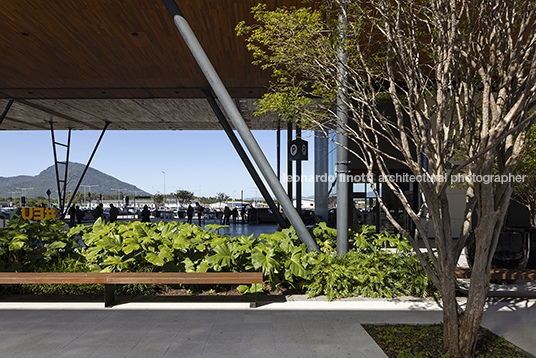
0, 163, 150, 198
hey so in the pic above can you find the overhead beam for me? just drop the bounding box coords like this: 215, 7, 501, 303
162, 0, 318, 251
17, 100, 104, 130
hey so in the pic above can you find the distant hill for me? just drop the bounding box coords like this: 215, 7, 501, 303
0, 163, 150, 198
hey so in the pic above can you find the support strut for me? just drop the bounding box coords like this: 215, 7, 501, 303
204, 90, 288, 229
63, 121, 111, 218
50, 123, 72, 214
0, 99, 14, 127
161, 0, 318, 251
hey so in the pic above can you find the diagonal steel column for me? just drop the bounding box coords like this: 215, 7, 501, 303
63, 121, 111, 218
162, 0, 318, 251
204, 90, 288, 229
0, 99, 14, 127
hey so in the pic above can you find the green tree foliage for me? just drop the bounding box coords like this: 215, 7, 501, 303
237, 2, 536, 356
174, 189, 195, 204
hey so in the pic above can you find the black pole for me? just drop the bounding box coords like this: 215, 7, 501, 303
277, 119, 281, 210
0, 99, 14, 127
63, 121, 110, 218
287, 122, 293, 202
203, 90, 288, 229
61, 129, 72, 210
296, 126, 302, 215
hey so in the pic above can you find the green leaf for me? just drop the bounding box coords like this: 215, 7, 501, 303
145, 252, 165, 266
205, 243, 236, 269
250, 246, 280, 277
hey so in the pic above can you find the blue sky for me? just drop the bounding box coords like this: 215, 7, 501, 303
0, 129, 318, 199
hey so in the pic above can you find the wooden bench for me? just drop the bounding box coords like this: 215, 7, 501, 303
455, 268, 536, 280
0, 272, 263, 308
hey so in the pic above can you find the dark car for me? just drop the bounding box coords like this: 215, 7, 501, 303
0, 208, 11, 220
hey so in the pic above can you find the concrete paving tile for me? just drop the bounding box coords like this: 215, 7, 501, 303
303, 329, 343, 345
54, 344, 98, 358
238, 343, 276, 357
206, 329, 242, 344
311, 344, 380, 358
239, 324, 273, 344
177, 324, 213, 343
272, 329, 309, 343
243, 311, 273, 324
163, 342, 203, 357
201, 343, 240, 357
12, 342, 61, 358
274, 343, 315, 358
129, 341, 171, 358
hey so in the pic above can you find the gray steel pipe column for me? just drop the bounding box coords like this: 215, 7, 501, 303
162, 0, 318, 251
336, 6, 349, 255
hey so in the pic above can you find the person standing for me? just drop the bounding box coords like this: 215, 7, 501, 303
109, 204, 119, 223
240, 205, 246, 225
75, 205, 84, 225
68, 205, 76, 228
187, 204, 194, 224
232, 207, 238, 225
224, 206, 231, 225
141, 205, 151, 223
94, 203, 105, 222
196, 202, 203, 226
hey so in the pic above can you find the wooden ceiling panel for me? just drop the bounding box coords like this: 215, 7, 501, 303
0, 0, 304, 94
0, 0, 304, 130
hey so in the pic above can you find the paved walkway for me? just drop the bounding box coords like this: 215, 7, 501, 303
0, 294, 534, 358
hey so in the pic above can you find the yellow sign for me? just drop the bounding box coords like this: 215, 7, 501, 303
21, 207, 60, 221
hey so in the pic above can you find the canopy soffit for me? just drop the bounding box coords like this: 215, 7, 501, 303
0, 0, 302, 130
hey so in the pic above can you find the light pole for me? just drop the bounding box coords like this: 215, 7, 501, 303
162, 171, 166, 207
81, 185, 99, 206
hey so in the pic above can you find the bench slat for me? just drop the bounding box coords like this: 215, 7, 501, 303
455, 268, 536, 280
0, 272, 263, 285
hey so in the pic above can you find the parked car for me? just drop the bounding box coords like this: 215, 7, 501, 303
0, 208, 11, 219
253, 208, 278, 224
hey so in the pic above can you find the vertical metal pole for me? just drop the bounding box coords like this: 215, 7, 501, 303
275, 118, 281, 210
0, 99, 14, 127
287, 122, 293, 202
277, 120, 281, 211
161, 0, 317, 251
315, 131, 329, 223
296, 126, 302, 214
62, 129, 72, 209
204, 91, 288, 229
375, 176, 381, 233
336, 5, 349, 255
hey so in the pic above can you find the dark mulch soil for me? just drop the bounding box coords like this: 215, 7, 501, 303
157, 283, 300, 296
363, 324, 533, 358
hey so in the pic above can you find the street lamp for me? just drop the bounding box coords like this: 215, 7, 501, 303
162, 171, 166, 206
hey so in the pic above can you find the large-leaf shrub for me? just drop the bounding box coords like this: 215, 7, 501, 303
0, 218, 79, 271
0, 218, 437, 299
